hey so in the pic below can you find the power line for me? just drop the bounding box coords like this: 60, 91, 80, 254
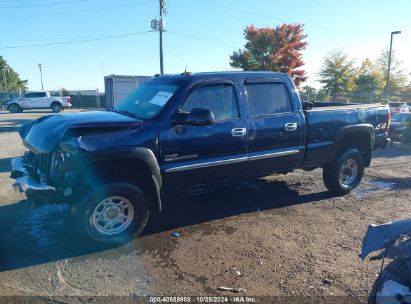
168, 0, 251, 23
2, 0, 152, 19
0, 31, 155, 50
167, 31, 238, 49
0, 0, 89, 9
191, 0, 361, 37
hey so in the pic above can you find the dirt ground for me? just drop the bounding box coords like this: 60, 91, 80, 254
0, 109, 410, 301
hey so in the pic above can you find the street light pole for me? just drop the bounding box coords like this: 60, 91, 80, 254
38, 63, 44, 90
386, 31, 401, 93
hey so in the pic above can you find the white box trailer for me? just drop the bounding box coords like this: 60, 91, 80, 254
104, 75, 151, 110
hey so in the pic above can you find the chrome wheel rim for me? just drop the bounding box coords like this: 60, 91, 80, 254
91, 196, 134, 236
52, 105, 61, 112
339, 159, 358, 186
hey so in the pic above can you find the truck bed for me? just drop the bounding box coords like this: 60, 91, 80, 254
303, 103, 389, 168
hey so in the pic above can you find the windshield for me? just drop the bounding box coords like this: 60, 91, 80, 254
392, 113, 410, 122
114, 81, 179, 119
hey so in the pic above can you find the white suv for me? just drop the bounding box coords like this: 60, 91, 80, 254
6, 91, 71, 113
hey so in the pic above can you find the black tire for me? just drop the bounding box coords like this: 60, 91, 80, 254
323, 148, 365, 196
368, 259, 411, 304
8, 103, 21, 113
75, 182, 149, 245
51, 102, 62, 113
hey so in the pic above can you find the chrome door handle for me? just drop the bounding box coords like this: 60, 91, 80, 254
285, 123, 298, 132
231, 128, 247, 137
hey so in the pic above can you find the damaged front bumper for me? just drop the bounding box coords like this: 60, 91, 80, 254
10, 156, 56, 194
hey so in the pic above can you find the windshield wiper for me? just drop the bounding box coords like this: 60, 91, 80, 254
113, 109, 142, 120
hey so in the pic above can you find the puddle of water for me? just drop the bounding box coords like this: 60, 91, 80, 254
353, 179, 397, 199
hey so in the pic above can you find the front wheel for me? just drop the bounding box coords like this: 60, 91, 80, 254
75, 182, 149, 244
323, 148, 365, 196
8, 103, 21, 113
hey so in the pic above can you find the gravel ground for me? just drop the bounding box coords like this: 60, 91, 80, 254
0, 110, 410, 301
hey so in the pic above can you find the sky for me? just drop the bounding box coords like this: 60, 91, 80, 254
0, 0, 410, 91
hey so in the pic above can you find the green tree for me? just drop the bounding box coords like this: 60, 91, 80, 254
299, 85, 317, 102
0, 56, 28, 92
354, 58, 385, 94
319, 50, 356, 100
375, 49, 408, 92
230, 23, 308, 86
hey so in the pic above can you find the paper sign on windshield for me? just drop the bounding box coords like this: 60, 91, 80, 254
148, 91, 174, 107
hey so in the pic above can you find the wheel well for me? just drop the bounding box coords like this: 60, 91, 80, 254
334, 131, 372, 166
51, 101, 62, 106
7, 103, 20, 108
80, 158, 159, 211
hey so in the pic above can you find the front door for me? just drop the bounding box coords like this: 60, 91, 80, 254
20, 92, 36, 109
160, 81, 248, 190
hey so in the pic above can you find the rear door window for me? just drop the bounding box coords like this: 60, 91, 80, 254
245, 82, 292, 117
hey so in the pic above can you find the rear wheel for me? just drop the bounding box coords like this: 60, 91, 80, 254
51, 102, 62, 113
323, 148, 365, 195
75, 182, 149, 244
8, 103, 21, 113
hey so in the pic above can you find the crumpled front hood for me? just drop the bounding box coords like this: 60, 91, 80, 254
19, 111, 143, 153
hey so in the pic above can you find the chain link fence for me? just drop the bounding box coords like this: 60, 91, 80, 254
1, 89, 105, 109
300, 92, 411, 104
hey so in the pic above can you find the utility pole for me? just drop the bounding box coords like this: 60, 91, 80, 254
386, 31, 401, 93
159, 0, 165, 75
38, 63, 44, 90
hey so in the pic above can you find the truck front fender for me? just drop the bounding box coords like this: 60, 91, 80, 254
77, 147, 162, 188
63, 147, 163, 212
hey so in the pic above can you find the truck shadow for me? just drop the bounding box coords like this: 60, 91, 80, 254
0, 178, 333, 272
0, 157, 12, 173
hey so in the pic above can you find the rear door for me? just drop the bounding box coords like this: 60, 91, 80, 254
244, 78, 305, 175
36, 92, 49, 108
160, 80, 248, 189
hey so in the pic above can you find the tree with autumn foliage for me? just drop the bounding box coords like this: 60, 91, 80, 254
230, 23, 307, 86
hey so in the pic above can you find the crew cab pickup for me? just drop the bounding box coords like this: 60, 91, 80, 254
6, 91, 71, 113
10, 72, 391, 244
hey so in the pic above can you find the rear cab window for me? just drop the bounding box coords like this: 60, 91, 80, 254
244, 82, 293, 117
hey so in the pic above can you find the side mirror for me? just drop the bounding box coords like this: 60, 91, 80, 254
186, 108, 215, 126
302, 101, 313, 111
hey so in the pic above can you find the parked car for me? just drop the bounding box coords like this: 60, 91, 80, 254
6, 91, 71, 113
388, 112, 411, 141
11, 72, 391, 244
361, 219, 411, 304
388, 102, 409, 115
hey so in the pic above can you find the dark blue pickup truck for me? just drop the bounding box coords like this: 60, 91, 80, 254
11, 72, 391, 243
